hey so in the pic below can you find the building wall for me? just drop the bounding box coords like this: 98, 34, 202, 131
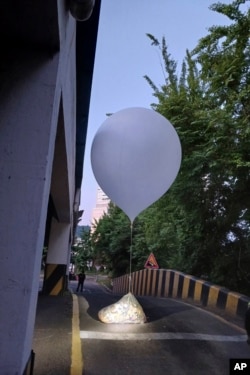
0, 2, 76, 373
0, 0, 101, 371
91, 186, 110, 229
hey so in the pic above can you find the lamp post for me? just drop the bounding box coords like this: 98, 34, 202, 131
69, 0, 95, 21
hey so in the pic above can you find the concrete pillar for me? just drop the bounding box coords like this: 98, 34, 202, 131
0, 50, 61, 373
43, 218, 71, 295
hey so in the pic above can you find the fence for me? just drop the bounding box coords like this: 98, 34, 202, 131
112, 269, 250, 319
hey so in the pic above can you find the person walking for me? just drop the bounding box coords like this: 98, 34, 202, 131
76, 271, 86, 292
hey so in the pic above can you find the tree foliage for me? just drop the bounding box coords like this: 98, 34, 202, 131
73, 228, 92, 272
90, 1, 250, 294
91, 203, 149, 277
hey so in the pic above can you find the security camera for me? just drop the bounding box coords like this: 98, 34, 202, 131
69, 0, 95, 21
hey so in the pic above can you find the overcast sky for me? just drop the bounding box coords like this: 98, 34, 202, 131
79, 0, 232, 226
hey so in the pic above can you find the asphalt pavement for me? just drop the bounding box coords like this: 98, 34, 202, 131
32, 275, 103, 375
32, 292, 73, 375
77, 278, 249, 375
32, 276, 249, 375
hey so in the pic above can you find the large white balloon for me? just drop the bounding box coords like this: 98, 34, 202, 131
91, 107, 182, 222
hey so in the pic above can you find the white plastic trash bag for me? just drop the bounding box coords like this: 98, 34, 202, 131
98, 292, 146, 324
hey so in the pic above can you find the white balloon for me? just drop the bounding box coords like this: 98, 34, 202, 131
91, 107, 182, 222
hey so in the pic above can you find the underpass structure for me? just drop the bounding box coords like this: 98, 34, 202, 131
0, 1, 101, 373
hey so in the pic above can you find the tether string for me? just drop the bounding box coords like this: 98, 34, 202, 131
129, 221, 133, 293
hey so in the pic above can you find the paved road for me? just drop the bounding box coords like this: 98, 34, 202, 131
73, 276, 249, 375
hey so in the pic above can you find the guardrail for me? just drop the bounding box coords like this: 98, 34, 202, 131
112, 269, 250, 319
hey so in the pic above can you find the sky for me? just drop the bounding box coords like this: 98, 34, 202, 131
79, 0, 233, 226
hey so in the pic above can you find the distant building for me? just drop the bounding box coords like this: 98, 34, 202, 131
74, 225, 90, 244
91, 187, 110, 230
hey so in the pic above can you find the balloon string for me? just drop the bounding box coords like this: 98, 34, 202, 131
129, 221, 133, 294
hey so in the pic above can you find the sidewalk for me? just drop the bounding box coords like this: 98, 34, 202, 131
32, 292, 73, 375
32, 275, 109, 374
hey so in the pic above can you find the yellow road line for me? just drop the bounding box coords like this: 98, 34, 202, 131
71, 294, 83, 375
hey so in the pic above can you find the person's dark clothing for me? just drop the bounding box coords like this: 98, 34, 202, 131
76, 273, 85, 292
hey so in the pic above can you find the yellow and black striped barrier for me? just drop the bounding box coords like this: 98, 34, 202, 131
112, 269, 250, 319
42, 263, 67, 295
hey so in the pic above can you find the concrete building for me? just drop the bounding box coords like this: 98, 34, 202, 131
0, 1, 101, 373
91, 186, 110, 229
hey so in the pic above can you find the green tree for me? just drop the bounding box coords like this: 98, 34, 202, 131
192, 0, 250, 292
91, 203, 150, 277
90, 1, 250, 294
143, 0, 250, 293
91, 203, 131, 277
73, 228, 93, 272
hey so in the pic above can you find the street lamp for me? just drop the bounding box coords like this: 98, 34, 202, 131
69, 0, 95, 21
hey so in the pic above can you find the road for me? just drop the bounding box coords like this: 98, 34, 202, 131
73, 276, 249, 375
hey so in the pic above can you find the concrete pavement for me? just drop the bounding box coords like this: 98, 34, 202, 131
32, 292, 73, 375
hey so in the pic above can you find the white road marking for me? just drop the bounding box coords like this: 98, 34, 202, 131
80, 331, 247, 342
